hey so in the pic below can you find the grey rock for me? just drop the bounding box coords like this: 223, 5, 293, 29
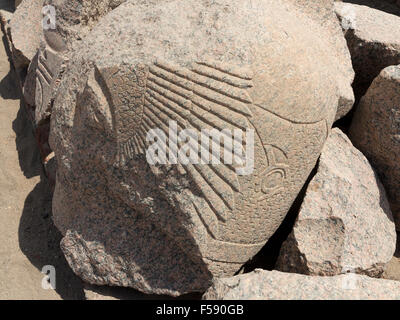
276, 128, 396, 277
203, 269, 400, 300
349, 65, 400, 231
335, 2, 400, 95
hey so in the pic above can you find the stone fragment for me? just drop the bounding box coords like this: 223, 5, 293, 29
9, 0, 43, 69
335, 2, 400, 97
203, 269, 400, 300
50, 0, 355, 295
23, 0, 127, 124
349, 65, 400, 230
276, 128, 396, 277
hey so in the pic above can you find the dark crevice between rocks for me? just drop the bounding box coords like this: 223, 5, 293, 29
238, 160, 319, 274
395, 232, 400, 258
343, 0, 400, 17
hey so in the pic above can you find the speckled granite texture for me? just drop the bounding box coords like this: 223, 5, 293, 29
203, 269, 400, 300
9, 0, 43, 69
49, 0, 354, 295
276, 128, 396, 277
335, 2, 400, 94
349, 65, 400, 231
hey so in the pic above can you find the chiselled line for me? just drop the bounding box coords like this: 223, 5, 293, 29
191, 63, 253, 89
147, 80, 192, 115
38, 55, 54, 78
145, 92, 188, 127
193, 163, 234, 211
149, 64, 193, 93
197, 59, 253, 80
154, 61, 252, 117
185, 164, 229, 222
186, 69, 253, 104
145, 95, 238, 211
254, 104, 326, 125
133, 134, 143, 154
143, 108, 180, 164
147, 71, 193, 100
193, 201, 219, 239
191, 94, 249, 131
148, 77, 249, 145
37, 65, 52, 85
145, 90, 241, 175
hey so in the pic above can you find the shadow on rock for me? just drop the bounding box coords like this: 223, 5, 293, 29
0, 0, 16, 13
83, 283, 202, 300
12, 103, 41, 178
343, 0, 400, 16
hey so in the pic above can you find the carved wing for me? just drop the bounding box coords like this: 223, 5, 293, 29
96, 60, 255, 238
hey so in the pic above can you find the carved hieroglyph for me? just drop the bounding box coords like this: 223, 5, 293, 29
24, 0, 127, 124
50, 0, 354, 295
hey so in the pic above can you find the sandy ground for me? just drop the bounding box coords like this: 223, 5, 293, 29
0, 27, 85, 299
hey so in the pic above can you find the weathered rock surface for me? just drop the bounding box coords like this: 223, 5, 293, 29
291, 0, 355, 120
349, 65, 400, 231
9, 0, 43, 69
24, 0, 127, 124
50, 0, 354, 296
335, 2, 400, 97
203, 269, 400, 300
276, 128, 396, 277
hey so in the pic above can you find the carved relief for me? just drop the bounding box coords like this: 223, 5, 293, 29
88, 59, 305, 261
35, 47, 65, 123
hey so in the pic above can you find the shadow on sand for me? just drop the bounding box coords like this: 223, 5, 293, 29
11, 99, 85, 300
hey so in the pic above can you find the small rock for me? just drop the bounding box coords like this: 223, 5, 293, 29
349, 65, 400, 230
276, 128, 396, 277
203, 269, 400, 300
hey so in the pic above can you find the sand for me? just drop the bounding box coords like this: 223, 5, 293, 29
0, 23, 84, 299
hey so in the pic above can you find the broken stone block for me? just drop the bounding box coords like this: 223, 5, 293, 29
276, 128, 396, 277
349, 65, 400, 231
335, 2, 400, 97
203, 269, 400, 300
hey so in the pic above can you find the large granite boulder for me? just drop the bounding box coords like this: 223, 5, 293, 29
349, 65, 400, 231
203, 269, 400, 300
276, 128, 396, 277
50, 0, 354, 296
335, 2, 400, 97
